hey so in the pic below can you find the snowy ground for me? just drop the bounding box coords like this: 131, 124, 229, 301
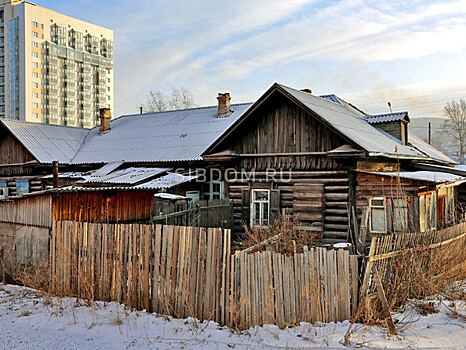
0, 284, 465, 350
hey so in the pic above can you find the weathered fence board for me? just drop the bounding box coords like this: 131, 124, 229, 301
361, 222, 466, 300
50, 220, 358, 329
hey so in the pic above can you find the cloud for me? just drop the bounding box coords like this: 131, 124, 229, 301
38, 0, 466, 116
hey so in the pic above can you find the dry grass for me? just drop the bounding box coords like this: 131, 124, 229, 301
240, 215, 320, 254
345, 228, 466, 344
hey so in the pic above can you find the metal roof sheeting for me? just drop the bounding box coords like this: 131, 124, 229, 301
90, 161, 124, 177
408, 133, 456, 164
1, 119, 89, 163
82, 167, 168, 184
365, 171, 464, 183
71, 103, 252, 164
319, 94, 342, 105
278, 85, 425, 159
365, 112, 408, 124
135, 173, 198, 189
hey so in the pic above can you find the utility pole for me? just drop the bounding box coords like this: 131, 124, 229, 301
428, 122, 431, 145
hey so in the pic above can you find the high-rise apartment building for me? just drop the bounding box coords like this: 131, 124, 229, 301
0, 1, 113, 128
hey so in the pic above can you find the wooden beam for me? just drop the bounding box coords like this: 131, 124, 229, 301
372, 265, 397, 335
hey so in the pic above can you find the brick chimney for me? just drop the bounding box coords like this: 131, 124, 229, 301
99, 108, 111, 132
217, 93, 231, 116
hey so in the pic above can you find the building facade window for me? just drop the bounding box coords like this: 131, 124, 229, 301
32, 62, 39, 68
390, 197, 409, 233
32, 71, 39, 78
369, 197, 386, 233
0, 181, 8, 198
32, 51, 39, 58
32, 112, 39, 118
32, 101, 39, 107
32, 21, 38, 27
32, 31, 38, 37
32, 41, 39, 48
16, 180, 29, 196
32, 92, 39, 98
251, 189, 270, 227
203, 181, 224, 200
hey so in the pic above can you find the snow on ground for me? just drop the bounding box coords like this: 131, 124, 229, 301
0, 284, 465, 349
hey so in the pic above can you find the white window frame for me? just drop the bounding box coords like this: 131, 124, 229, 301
369, 197, 386, 233
204, 181, 224, 200
251, 189, 270, 227
32, 31, 38, 38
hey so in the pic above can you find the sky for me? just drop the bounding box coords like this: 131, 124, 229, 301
38, 0, 466, 120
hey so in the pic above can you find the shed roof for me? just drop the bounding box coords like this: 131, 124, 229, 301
1, 119, 89, 163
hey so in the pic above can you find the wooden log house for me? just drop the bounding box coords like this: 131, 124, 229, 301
1, 83, 465, 247
202, 84, 465, 245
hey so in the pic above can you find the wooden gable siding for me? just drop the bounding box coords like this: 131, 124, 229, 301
221, 93, 348, 155
0, 124, 36, 165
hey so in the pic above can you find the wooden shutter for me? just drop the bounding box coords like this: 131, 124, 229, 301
241, 189, 250, 226
269, 189, 280, 223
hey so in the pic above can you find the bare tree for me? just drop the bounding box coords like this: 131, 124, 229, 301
143, 86, 195, 112
442, 99, 466, 164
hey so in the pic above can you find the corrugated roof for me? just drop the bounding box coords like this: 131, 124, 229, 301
408, 133, 456, 164
319, 94, 342, 105
135, 173, 198, 189
82, 167, 168, 184
71, 103, 252, 164
278, 85, 426, 159
90, 161, 124, 177
365, 112, 409, 124
1, 119, 89, 163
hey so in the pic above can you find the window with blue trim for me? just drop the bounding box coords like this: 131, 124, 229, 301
0, 181, 7, 197
16, 180, 29, 195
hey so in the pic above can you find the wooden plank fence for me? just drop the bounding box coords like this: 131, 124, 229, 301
229, 248, 359, 329
50, 220, 359, 329
361, 221, 466, 301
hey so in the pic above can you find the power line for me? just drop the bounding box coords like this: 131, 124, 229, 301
360, 88, 466, 108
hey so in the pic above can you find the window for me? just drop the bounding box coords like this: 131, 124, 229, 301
0, 181, 7, 198
419, 191, 438, 232
251, 189, 269, 226
32, 112, 39, 118
32, 92, 39, 98
370, 197, 386, 233
32, 21, 38, 27
391, 198, 409, 233
186, 190, 200, 202
32, 62, 39, 68
41, 24, 44, 29
32, 31, 38, 38
107, 86, 110, 91
203, 181, 224, 200
32, 41, 38, 48
32, 51, 39, 58
32, 83, 39, 89
16, 180, 29, 196
32, 72, 39, 78
41, 34, 44, 39
32, 102, 39, 108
